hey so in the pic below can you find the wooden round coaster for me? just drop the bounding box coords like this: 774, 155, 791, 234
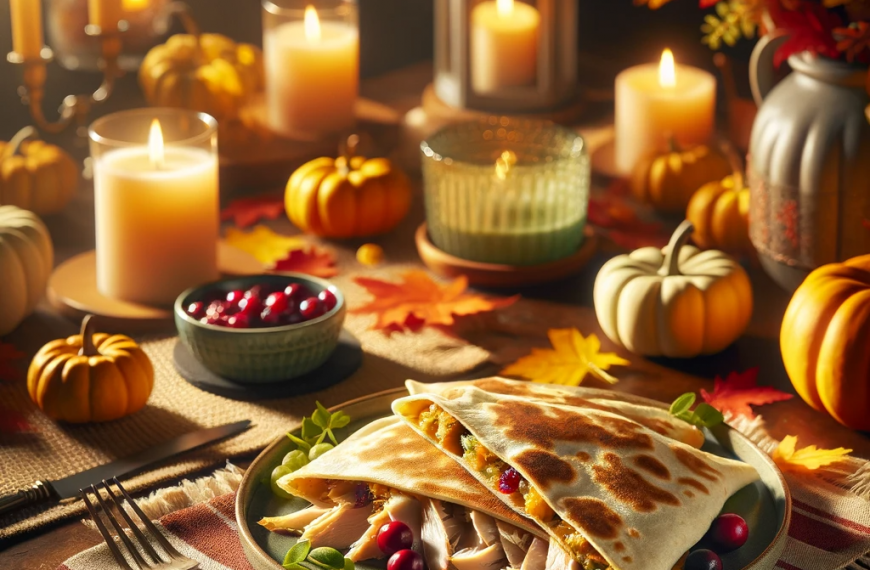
172, 330, 362, 401
47, 243, 264, 332
415, 223, 598, 288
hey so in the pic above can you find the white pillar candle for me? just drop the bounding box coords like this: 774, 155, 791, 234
265, 5, 359, 137
9, 0, 44, 59
471, 0, 540, 93
615, 49, 716, 175
94, 120, 219, 305
88, 0, 122, 31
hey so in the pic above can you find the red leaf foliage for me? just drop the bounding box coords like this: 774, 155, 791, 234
700, 367, 793, 419
220, 195, 286, 228
0, 342, 26, 383
588, 188, 667, 250
271, 248, 339, 278
770, 2, 842, 66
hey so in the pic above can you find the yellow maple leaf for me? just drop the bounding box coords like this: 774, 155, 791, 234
772, 435, 853, 471
501, 328, 629, 386
224, 225, 307, 265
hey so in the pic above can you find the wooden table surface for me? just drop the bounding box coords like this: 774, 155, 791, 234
2, 60, 868, 568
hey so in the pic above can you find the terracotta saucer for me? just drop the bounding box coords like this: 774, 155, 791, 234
415, 223, 598, 288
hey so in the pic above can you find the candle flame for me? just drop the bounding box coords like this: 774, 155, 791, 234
149, 119, 164, 169
304, 5, 321, 42
497, 0, 514, 17
495, 150, 517, 180
659, 49, 676, 88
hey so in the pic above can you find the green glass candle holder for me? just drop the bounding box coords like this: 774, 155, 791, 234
421, 117, 589, 266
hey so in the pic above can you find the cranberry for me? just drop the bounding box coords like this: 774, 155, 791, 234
226, 314, 249, 328
203, 315, 226, 326
387, 549, 422, 570
244, 285, 263, 299
299, 297, 322, 320
498, 468, 521, 494
318, 289, 337, 312
186, 301, 205, 319
378, 522, 414, 556
238, 295, 263, 316
206, 301, 227, 318
225, 289, 245, 306
684, 549, 722, 570
354, 483, 373, 508
704, 513, 749, 553
265, 291, 288, 313
260, 306, 282, 326
284, 283, 304, 300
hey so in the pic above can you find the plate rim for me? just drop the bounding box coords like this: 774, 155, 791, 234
235, 386, 792, 570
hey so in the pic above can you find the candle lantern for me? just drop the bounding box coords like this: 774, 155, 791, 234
433, 0, 578, 113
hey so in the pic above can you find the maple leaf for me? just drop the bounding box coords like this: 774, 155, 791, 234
501, 328, 630, 386
271, 248, 339, 278
0, 342, 26, 383
220, 194, 286, 228
835, 22, 870, 62
772, 3, 842, 66
700, 367, 793, 419
350, 270, 518, 334
772, 435, 853, 471
225, 225, 307, 265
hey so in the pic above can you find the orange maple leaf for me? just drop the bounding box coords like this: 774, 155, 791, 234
700, 367, 793, 419
220, 194, 286, 228
0, 342, 26, 383
272, 248, 339, 278
772, 435, 853, 471
350, 270, 518, 333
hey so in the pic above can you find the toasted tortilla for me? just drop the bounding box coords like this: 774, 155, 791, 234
393, 387, 760, 570
406, 377, 705, 448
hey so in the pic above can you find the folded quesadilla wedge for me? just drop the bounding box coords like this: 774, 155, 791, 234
406, 378, 705, 449
261, 416, 554, 570
393, 387, 760, 570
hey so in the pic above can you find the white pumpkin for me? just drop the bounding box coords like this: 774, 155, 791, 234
0, 206, 53, 336
593, 220, 752, 358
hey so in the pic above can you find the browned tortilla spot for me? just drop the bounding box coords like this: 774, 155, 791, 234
644, 418, 674, 436
576, 451, 591, 462
513, 449, 576, 489
672, 446, 720, 481
614, 542, 625, 552
490, 401, 654, 451
684, 490, 695, 498
592, 453, 680, 512
628, 529, 640, 538
623, 557, 633, 563
632, 454, 671, 480
678, 477, 709, 494
561, 497, 624, 539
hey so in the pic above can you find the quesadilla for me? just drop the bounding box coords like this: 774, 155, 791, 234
262, 416, 555, 570
406, 378, 705, 449
393, 387, 760, 570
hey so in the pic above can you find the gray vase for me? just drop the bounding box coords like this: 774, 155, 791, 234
748, 33, 870, 291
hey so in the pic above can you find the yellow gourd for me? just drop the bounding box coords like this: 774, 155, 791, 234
0, 127, 78, 215
285, 137, 412, 238
686, 173, 752, 254
0, 205, 53, 336
593, 220, 752, 357
632, 143, 731, 213
27, 316, 154, 423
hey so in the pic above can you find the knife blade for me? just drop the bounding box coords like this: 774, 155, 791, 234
0, 419, 251, 517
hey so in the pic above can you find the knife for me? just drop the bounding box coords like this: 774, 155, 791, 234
0, 419, 251, 517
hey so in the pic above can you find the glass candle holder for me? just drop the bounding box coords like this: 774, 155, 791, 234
262, 0, 359, 139
89, 108, 220, 306
421, 117, 589, 266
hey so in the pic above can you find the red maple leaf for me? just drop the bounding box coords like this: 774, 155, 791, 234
0, 342, 26, 383
271, 247, 339, 278
220, 195, 286, 228
700, 368, 793, 419
699, 0, 717, 7
772, 2, 842, 67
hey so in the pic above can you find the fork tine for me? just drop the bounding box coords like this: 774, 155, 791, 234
110, 477, 185, 560
99, 481, 164, 566
92, 484, 155, 569
82, 489, 136, 570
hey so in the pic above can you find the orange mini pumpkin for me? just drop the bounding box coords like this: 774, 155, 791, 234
781, 255, 870, 430
686, 173, 752, 254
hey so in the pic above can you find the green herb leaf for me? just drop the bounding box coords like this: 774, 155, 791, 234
283, 563, 307, 570
308, 547, 347, 570
287, 432, 312, 453
285, 540, 311, 566
343, 558, 355, 570
311, 405, 331, 429
301, 417, 323, 440
692, 403, 725, 428
669, 393, 696, 418
330, 412, 351, 429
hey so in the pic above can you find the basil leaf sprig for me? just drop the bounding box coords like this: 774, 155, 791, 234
669, 393, 724, 428
283, 540, 354, 570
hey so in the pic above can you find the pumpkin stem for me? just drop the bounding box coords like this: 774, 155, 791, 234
78, 315, 99, 358
161, 2, 202, 61
1, 126, 37, 161
666, 135, 679, 154
661, 220, 695, 277
343, 134, 360, 160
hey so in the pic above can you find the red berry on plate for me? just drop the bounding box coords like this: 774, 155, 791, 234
318, 289, 337, 311
265, 291, 288, 313
299, 297, 322, 320
498, 468, 521, 494
225, 289, 245, 306
386, 549, 422, 570
186, 301, 205, 318
378, 521, 414, 556
705, 513, 748, 553
238, 295, 263, 316
684, 549, 722, 570
284, 283, 303, 300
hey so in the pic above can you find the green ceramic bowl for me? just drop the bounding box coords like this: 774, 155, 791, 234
174, 274, 346, 383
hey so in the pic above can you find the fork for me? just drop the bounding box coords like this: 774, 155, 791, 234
81, 477, 199, 570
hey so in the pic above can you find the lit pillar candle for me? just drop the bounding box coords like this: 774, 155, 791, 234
122, 0, 149, 12
264, 5, 359, 137
471, 0, 540, 93
615, 49, 716, 175
93, 119, 219, 305
9, 0, 44, 59
88, 0, 122, 31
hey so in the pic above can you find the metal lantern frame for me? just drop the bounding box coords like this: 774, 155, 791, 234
433, 0, 578, 113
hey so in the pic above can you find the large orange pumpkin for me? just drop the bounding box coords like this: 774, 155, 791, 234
781, 255, 870, 430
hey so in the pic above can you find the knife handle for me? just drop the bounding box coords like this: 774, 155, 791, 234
0, 481, 54, 517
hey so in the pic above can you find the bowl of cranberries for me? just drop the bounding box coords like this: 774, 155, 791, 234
174, 273, 346, 383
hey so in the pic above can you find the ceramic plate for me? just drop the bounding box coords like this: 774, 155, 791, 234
236, 388, 791, 570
